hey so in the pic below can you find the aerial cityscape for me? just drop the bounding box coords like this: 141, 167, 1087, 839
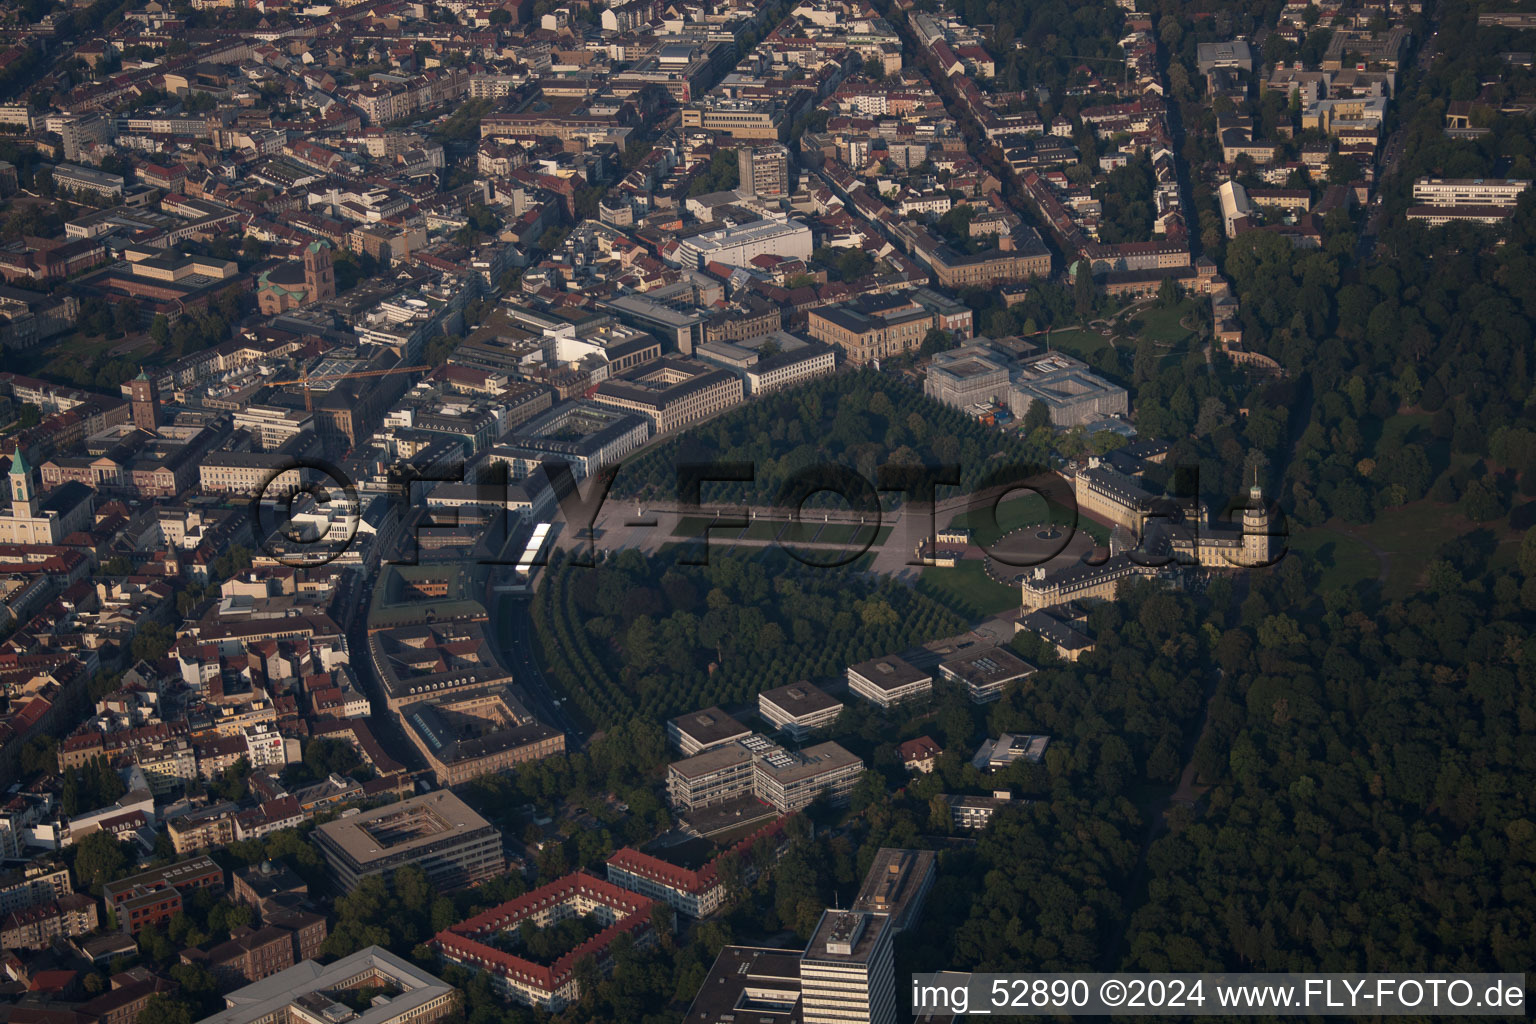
0, 0, 1530, 1018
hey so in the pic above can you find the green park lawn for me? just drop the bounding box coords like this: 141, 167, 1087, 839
918, 557, 1019, 619
1286, 526, 1382, 592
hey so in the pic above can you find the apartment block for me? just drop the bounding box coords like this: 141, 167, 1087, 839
0, 861, 72, 914
0, 893, 99, 950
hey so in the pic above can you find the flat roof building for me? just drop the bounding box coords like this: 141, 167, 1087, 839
310, 791, 502, 892
667, 706, 752, 756
846, 655, 933, 709
1196, 40, 1254, 73
675, 219, 813, 271
971, 733, 1051, 771
666, 742, 757, 811
667, 735, 863, 813
684, 946, 804, 1024
758, 682, 844, 741
937, 646, 1035, 704
590, 357, 744, 434
753, 742, 863, 813
850, 848, 937, 933
103, 855, 223, 934
925, 345, 1010, 410
197, 947, 455, 1024
1411, 177, 1530, 207
946, 790, 1027, 830
800, 910, 895, 1024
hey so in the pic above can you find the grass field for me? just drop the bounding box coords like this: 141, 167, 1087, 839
1134, 302, 1198, 345
918, 558, 1019, 619
1287, 526, 1382, 592
1378, 411, 1434, 449
1291, 497, 1533, 599
1041, 328, 1112, 361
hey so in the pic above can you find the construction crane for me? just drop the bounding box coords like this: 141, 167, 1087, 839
269, 364, 433, 411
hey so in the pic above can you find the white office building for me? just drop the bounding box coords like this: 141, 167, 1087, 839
675, 219, 813, 271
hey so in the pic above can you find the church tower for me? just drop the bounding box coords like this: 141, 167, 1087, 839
304, 241, 336, 305
1241, 469, 1273, 567
9, 448, 37, 516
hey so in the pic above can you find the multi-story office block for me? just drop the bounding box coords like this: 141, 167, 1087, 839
847, 655, 933, 709
758, 682, 844, 741
311, 791, 503, 891
800, 910, 896, 1024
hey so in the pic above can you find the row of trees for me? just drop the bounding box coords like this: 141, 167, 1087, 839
610, 370, 1052, 504
532, 547, 969, 726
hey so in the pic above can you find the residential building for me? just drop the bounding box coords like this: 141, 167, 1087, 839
0, 861, 73, 914
103, 855, 224, 933
167, 801, 240, 854
0, 893, 99, 949
432, 873, 659, 1011
898, 736, 943, 773
738, 145, 792, 198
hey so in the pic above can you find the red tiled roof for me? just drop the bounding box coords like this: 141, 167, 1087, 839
434, 872, 656, 993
